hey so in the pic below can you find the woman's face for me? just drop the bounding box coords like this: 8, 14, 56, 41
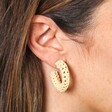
66, 0, 112, 111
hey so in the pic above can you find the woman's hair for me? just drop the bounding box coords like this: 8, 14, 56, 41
0, 0, 103, 112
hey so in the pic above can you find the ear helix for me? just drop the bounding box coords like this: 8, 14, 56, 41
51, 60, 70, 92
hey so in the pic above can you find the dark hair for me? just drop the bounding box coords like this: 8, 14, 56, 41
37, 0, 103, 34
0, 0, 103, 112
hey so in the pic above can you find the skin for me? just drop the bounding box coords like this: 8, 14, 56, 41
29, 0, 112, 112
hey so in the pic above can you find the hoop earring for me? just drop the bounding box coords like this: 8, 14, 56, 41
51, 60, 70, 92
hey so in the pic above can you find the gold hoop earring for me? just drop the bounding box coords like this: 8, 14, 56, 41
51, 60, 70, 92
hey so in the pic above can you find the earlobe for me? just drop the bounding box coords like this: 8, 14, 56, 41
28, 15, 64, 67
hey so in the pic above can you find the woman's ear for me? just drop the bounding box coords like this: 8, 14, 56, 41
28, 15, 65, 67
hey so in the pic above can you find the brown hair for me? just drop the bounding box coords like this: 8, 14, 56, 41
0, 0, 103, 112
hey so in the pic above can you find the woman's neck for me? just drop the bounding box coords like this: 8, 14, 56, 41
43, 63, 98, 112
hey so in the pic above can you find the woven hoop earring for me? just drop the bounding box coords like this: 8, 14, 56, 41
51, 60, 70, 92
